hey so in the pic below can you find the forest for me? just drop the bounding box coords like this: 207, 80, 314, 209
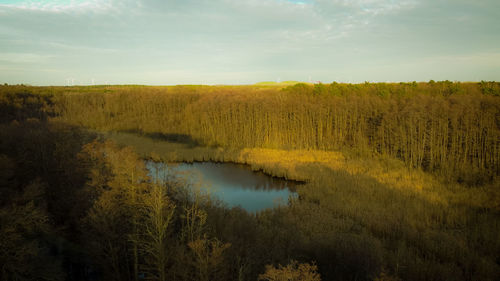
0, 81, 499, 281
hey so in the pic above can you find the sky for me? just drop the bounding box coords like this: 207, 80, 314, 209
0, 0, 499, 85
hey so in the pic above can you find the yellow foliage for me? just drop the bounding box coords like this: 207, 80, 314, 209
258, 260, 321, 281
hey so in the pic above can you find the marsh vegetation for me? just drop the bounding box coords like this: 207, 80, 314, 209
0, 82, 499, 281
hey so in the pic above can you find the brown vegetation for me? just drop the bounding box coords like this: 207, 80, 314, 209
0, 82, 499, 281
45, 82, 500, 184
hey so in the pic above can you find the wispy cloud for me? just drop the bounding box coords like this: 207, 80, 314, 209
0, 0, 112, 13
0, 52, 55, 63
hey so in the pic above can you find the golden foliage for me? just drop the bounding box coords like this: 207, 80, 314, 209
258, 260, 321, 281
41, 82, 499, 184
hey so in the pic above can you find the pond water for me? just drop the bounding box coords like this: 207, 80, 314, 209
146, 161, 300, 212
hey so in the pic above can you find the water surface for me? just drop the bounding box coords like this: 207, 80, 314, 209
147, 161, 299, 212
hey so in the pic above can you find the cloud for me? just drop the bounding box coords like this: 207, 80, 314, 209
0, 0, 498, 85
0, 0, 112, 13
313, 0, 416, 16
0, 52, 54, 63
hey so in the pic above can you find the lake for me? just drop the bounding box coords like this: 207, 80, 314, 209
146, 161, 300, 212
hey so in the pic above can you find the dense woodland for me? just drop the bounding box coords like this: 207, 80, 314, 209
0, 82, 499, 281
49, 81, 499, 184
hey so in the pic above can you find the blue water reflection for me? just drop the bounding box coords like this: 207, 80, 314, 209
147, 161, 299, 212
